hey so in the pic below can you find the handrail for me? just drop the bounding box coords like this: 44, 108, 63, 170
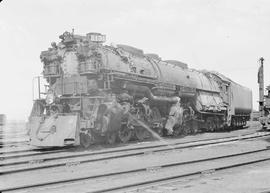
32, 76, 48, 101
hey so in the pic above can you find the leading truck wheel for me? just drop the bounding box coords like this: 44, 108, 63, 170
118, 125, 132, 143
80, 133, 94, 148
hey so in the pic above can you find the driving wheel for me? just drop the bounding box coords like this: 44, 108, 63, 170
118, 125, 132, 143
135, 126, 148, 141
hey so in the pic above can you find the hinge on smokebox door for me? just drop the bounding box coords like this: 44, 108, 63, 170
103, 73, 114, 90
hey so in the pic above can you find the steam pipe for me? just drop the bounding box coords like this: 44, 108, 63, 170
123, 83, 179, 103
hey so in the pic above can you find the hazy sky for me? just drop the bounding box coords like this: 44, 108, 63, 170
0, 0, 269, 120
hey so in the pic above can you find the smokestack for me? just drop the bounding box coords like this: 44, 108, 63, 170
258, 57, 264, 115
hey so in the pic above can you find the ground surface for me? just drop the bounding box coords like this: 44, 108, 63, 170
136, 161, 270, 193
1, 121, 270, 193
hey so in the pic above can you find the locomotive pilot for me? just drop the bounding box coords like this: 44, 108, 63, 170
165, 97, 183, 135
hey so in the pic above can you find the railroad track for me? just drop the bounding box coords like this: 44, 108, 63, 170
0, 129, 260, 172
1, 131, 269, 174
0, 132, 268, 177
0, 125, 259, 156
0, 141, 28, 148
0, 128, 266, 160
0, 146, 74, 159
0, 133, 27, 139
0, 132, 29, 148
104, 148, 270, 193
1, 137, 270, 193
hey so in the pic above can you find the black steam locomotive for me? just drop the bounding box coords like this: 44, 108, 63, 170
28, 31, 252, 147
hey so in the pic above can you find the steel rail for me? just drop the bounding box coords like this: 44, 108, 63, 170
0, 148, 60, 155
1, 147, 270, 192
0, 126, 257, 156
95, 149, 270, 193
0, 146, 74, 158
0, 131, 266, 165
0, 141, 28, 147
0, 129, 264, 160
1, 132, 269, 175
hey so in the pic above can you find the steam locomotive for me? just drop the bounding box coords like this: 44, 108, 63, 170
28, 31, 252, 147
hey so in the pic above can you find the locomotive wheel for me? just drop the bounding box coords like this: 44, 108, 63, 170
149, 107, 162, 121
106, 132, 118, 145
189, 122, 198, 134
214, 117, 222, 132
135, 126, 148, 141
173, 125, 189, 136
118, 125, 132, 143
173, 126, 181, 136
206, 117, 215, 132
155, 127, 163, 137
180, 125, 188, 136
185, 124, 193, 135
80, 132, 94, 148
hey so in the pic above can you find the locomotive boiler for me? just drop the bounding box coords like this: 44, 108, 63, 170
28, 31, 252, 147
